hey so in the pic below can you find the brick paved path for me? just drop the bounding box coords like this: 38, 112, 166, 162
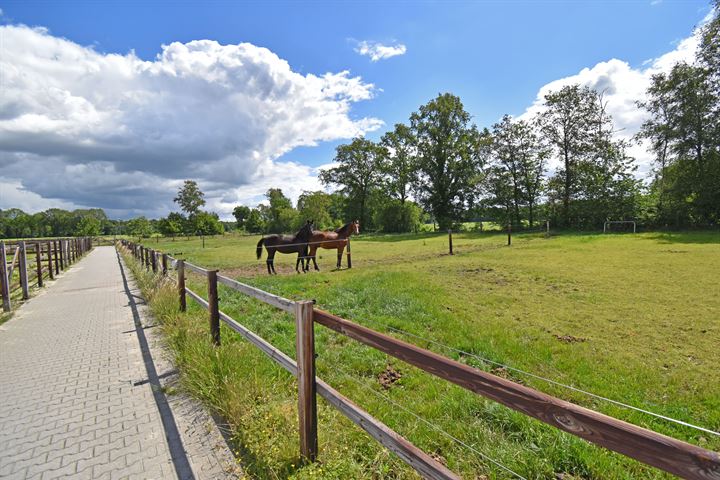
0, 246, 241, 479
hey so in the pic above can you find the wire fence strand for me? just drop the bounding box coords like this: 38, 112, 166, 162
335, 365, 528, 480
386, 326, 720, 437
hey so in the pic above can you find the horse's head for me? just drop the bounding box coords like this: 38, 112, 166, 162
298, 219, 314, 240
352, 220, 360, 235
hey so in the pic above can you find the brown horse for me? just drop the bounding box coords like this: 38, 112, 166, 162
256, 220, 314, 274
304, 220, 360, 271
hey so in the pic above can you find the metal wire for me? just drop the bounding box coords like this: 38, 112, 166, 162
336, 366, 528, 480
386, 326, 720, 437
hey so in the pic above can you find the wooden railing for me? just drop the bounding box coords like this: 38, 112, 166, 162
120, 239, 720, 480
0, 237, 92, 312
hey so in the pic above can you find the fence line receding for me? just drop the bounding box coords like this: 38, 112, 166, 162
120, 239, 720, 480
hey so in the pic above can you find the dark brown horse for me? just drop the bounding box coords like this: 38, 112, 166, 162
256, 220, 314, 274
304, 220, 360, 271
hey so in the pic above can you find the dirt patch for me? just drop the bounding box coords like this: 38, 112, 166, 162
460, 267, 495, 274
430, 451, 448, 466
554, 334, 588, 344
555, 473, 586, 480
664, 249, 689, 254
378, 364, 402, 390
490, 366, 524, 384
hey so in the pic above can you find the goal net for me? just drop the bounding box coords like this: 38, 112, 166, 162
603, 221, 636, 233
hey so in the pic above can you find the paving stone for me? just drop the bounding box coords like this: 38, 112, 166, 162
0, 247, 242, 479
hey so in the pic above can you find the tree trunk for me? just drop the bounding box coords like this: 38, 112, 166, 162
529, 203, 534, 228
563, 146, 571, 228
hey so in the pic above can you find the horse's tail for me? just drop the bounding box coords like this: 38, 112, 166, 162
256, 238, 265, 259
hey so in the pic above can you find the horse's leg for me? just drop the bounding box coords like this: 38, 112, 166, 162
311, 247, 320, 271
267, 250, 276, 275
337, 244, 347, 269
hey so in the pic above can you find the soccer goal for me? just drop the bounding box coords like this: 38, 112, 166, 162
603, 220, 636, 233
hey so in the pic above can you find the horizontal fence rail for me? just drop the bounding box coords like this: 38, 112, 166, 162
312, 309, 720, 480
181, 284, 458, 479
216, 274, 295, 313
119, 239, 720, 480
0, 237, 92, 312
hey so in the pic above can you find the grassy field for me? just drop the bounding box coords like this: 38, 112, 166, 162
127, 230, 720, 479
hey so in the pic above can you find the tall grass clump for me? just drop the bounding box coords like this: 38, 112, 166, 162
119, 248, 418, 479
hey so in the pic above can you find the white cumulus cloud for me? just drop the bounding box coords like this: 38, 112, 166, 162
0, 25, 382, 218
518, 13, 709, 178
355, 41, 407, 62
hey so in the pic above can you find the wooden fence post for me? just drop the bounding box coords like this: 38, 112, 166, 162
54, 241, 60, 274
177, 260, 186, 312
18, 241, 29, 300
47, 242, 54, 280
151, 249, 157, 273
161, 254, 168, 275
207, 270, 220, 346
296, 300, 318, 462
35, 243, 43, 288
346, 238, 352, 269
448, 229, 454, 255
0, 242, 11, 312
507, 223, 512, 246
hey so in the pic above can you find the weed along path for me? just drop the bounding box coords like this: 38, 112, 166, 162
0, 246, 240, 480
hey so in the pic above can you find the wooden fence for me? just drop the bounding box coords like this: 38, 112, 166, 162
0, 237, 92, 312
121, 239, 720, 480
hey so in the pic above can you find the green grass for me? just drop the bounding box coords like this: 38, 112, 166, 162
129, 230, 720, 479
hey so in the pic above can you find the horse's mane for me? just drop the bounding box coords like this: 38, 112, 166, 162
335, 222, 352, 234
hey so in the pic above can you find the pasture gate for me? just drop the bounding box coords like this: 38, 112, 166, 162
121, 239, 720, 480
0, 237, 92, 312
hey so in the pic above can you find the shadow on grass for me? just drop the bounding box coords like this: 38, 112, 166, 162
645, 231, 720, 245
354, 230, 508, 243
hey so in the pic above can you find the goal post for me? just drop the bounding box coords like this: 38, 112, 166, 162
603, 221, 636, 233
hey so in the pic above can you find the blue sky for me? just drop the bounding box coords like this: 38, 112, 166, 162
0, 1, 712, 218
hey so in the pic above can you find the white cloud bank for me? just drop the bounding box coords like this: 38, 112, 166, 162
0, 25, 381, 218
355, 41, 407, 62
518, 14, 707, 177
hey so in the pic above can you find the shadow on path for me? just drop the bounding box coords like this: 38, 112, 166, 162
115, 249, 195, 480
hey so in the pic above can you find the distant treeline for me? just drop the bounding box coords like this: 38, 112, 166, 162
0, 207, 227, 239
0, 208, 113, 238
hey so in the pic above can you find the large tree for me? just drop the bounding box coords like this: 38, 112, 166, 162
638, 2, 720, 226
319, 137, 385, 228
409, 93, 486, 230
264, 188, 297, 233
296, 191, 333, 229
158, 212, 185, 237
380, 123, 416, 205
539, 85, 600, 227
490, 115, 547, 227
232, 205, 251, 230
173, 180, 206, 217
